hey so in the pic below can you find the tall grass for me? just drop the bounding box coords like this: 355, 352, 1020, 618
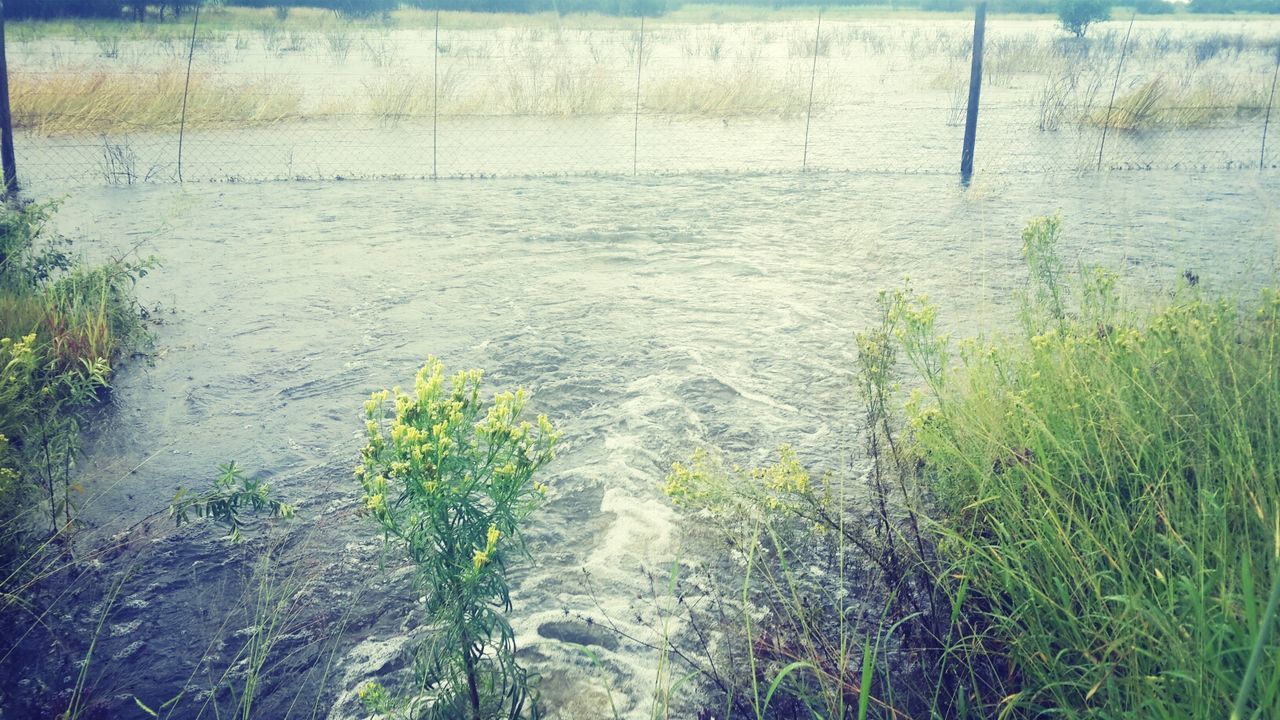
1092, 75, 1272, 130
11, 70, 302, 135
911, 217, 1280, 717
644, 64, 820, 118
662, 216, 1280, 719
12, 58, 819, 131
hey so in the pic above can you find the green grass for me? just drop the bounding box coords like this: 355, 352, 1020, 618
891, 216, 1280, 718
664, 216, 1280, 719
913, 275, 1280, 716
0, 200, 152, 591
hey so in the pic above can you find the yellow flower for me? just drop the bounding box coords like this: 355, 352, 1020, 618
487, 524, 501, 549
473, 549, 490, 569
537, 414, 556, 437
353, 464, 365, 476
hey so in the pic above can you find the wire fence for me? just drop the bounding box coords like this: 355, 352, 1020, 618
7, 10, 1280, 189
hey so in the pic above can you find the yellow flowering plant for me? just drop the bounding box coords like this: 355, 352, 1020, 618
357, 357, 558, 720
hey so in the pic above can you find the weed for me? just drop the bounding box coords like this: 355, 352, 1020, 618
355, 358, 559, 719
169, 462, 295, 544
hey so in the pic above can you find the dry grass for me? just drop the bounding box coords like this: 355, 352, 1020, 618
1091, 75, 1271, 130
362, 72, 436, 121
643, 64, 820, 118
360, 55, 823, 119
12, 58, 826, 132
11, 69, 302, 135
361, 60, 625, 118
491, 61, 623, 115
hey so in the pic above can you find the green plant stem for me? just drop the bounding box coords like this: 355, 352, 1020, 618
1231, 558, 1280, 720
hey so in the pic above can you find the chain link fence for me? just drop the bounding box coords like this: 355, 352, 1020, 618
7, 11, 1280, 189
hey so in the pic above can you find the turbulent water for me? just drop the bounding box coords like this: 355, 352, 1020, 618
7, 170, 1277, 718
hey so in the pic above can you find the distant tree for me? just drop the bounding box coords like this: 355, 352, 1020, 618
7, 0, 124, 19
1057, 0, 1111, 36
1190, 0, 1280, 12
1133, 0, 1174, 13
315, 0, 398, 18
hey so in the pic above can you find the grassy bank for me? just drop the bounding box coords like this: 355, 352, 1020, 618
0, 200, 152, 606
914, 218, 1279, 716
663, 216, 1280, 718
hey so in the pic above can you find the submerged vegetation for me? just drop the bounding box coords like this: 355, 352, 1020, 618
3, 6, 1279, 709
662, 215, 1280, 718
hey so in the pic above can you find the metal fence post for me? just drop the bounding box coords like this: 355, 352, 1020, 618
177, 3, 200, 183
1097, 13, 1135, 172
632, 16, 644, 177
1260, 48, 1279, 171
433, 5, 440, 179
959, 2, 985, 184
802, 9, 822, 172
0, 0, 19, 199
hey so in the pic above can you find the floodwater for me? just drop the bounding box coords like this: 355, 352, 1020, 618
4, 169, 1275, 718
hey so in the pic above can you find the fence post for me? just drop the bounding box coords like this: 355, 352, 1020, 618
802, 9, 822, 171
433, 5, 439, 179
177, 3, 200, 183
633, 16, 644, 177
0, 0, 19, 199
959, 2, 985, 184
1097, 13, 1135, 172
1260, 48, 1279, 171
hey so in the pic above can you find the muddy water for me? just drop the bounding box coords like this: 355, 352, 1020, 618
13, 170, 1278, 718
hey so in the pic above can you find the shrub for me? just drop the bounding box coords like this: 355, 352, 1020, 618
356, 358, 558, 719
0, 200, 150, 588
1057, 0, 1111, 37
0, 201, 70, 293
1133, 0, 1175, 13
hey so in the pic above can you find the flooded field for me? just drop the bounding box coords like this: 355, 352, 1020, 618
10, 13, 1280, 186
2, 168, 1274, 718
